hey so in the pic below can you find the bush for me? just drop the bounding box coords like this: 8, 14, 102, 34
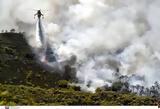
4, 47, 15, 55
71, 85, 81, 91
96, 88, 103, 93
57, 80, 69, 88
112, 82, 123, 91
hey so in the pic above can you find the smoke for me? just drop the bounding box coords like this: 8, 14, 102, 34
1, 0, 160, 92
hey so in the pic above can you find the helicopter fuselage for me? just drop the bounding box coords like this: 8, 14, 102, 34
34, 10, 44, 19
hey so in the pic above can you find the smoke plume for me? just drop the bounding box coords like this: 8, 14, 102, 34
1, 0, 160, 92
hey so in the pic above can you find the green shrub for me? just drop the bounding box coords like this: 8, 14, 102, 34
70, 85, 81, 91
0, 84, 158, 105
57, 80, 69, 88
112, 82, 123, 91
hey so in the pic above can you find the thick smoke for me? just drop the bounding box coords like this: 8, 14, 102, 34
1, 0, 160, 92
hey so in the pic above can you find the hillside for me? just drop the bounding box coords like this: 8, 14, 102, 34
0, 33, 159, 106
0, 33, 67, 88
0, 84, 159, 105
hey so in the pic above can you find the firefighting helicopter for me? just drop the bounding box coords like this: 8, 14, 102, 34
34, 10, 44, 19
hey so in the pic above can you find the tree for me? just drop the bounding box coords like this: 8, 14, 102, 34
139, 86, 145, 96
112, 81, 123, 92
121, 82, 130, 92
118, 75, 129, 83
154, 81, 160, 91
57, 80, 69, 88
134, 85, 141, 95
150, 86, 159, 97
130, 85, 137, 93
10, 29, 16, 33
95, 88, 103, 93
145, 88, 150, 96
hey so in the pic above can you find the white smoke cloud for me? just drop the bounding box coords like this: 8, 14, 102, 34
1, 0, 160, 92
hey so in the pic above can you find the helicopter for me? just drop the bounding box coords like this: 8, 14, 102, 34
34, 10, 44, 19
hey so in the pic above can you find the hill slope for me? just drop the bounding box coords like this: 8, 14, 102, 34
0, 84, 159, 105
0, 33, 159, 106
0, 33, 65, 88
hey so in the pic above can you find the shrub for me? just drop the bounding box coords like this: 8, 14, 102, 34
57, 80, 69, 88
96, 88, 103, 93
71, 85, 81, 91
112, 81, 123, 92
